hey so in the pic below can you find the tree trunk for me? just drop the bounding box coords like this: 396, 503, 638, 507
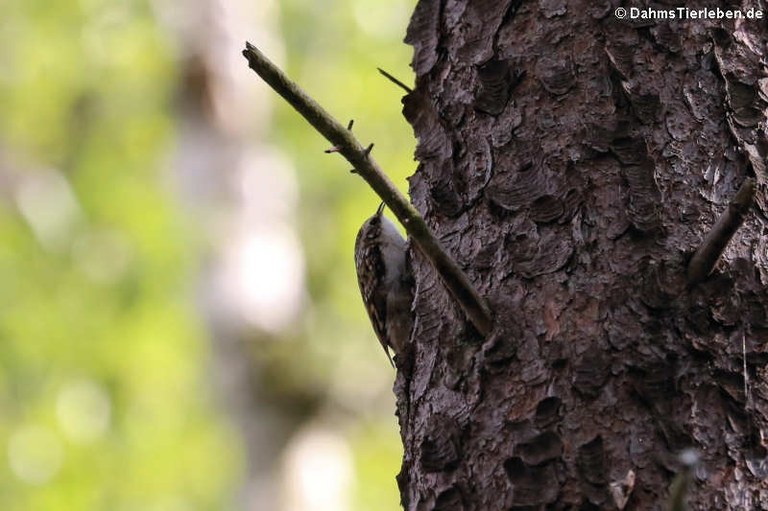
395, 2, 768, 509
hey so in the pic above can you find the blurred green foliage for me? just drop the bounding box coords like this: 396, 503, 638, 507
0, 2, 238, 510
0, 0, 415, 509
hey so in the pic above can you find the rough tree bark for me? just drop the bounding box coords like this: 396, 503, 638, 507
395, 1, 768, 509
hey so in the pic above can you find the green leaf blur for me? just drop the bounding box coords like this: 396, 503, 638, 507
0, 2, 238, 510
0, 0, 415, 509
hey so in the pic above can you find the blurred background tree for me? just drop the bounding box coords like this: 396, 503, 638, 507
0, 0, 415, 509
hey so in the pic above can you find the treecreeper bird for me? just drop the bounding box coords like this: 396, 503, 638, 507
354, 203, 414, 366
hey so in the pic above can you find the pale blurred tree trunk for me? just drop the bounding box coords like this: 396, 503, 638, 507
159, 1, 306, 509
395, 1, 768, 509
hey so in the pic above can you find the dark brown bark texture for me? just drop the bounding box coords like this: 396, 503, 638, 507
393, 1, 768, 510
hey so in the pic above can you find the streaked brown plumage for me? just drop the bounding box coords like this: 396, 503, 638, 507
354, 204, 413, 366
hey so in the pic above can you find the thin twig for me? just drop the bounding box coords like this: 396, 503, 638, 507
377, 67, 413, 93
687, 178, 756, 284
242, 42, 493, 336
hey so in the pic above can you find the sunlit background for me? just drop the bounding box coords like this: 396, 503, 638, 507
0, 0, 416, 509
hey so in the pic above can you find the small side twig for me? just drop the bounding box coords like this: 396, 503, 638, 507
324, 120, 354, 153
242, 42, 493, 336
687, 178, 756, 284
377, 67, 413, 93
